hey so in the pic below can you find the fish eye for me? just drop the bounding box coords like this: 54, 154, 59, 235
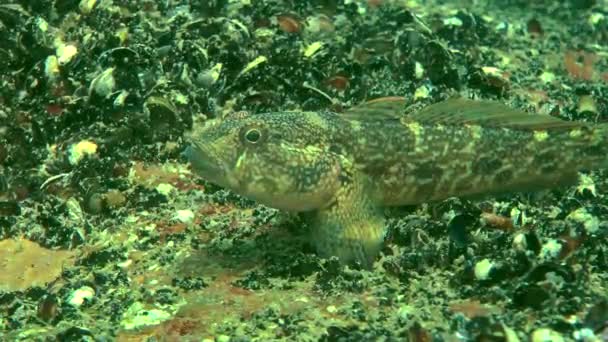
244, 128, 262, 143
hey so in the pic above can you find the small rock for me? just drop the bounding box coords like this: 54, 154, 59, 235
67, 286, 95, 307
474, 258, 494, 281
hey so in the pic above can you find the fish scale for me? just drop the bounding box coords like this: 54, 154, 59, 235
186, 98, 608, 267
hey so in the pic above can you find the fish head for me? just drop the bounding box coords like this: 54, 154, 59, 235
185, 111, 343, 212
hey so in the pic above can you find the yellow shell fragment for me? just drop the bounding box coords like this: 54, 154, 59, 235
240, 56, 267, 76
533, 130, 549, 142
303, 41, 324, 58
79, 0, 97, 14
209, 63, 223, 82
569, 129, 582, 138
68, 140, 98, 165
56, 44, 78, 65
414, 85, 430, 100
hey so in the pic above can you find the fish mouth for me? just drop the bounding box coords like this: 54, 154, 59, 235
184, 143, 226, 183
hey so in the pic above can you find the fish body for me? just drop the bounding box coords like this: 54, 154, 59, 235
186, 98, 608, 267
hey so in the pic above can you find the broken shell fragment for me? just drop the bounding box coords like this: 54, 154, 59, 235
68, 140, 98, 165
56, 43, 78, 65
89, 67, 116, 98
277, 14, 302, 33
144, 96, 179, 126
44, 55, 60, 80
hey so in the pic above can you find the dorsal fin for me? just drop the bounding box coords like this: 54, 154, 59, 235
409, 98, 587, 130
341, 96, 407, 121
223, 110, 250, 120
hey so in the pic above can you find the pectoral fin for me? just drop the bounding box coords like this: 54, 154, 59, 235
305, 166, 385, 268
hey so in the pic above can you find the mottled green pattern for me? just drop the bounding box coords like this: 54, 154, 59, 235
187, 99, 608, 267
349, 120, 607, 205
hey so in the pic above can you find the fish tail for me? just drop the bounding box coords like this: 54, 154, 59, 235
307, 173, 385, 268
